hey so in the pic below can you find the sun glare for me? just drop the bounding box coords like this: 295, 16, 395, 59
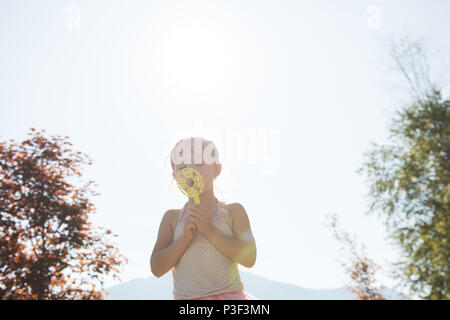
129, 13, 250, 118
155, 21, 242, 108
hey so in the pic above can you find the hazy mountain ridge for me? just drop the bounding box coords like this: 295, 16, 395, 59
104, 271, 405, 300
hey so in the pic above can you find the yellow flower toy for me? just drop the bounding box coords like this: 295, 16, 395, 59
176, 167, 204, 204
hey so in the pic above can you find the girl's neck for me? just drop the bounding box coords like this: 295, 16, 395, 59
187, 188, 218, 212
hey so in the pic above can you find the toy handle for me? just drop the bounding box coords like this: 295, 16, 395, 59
194, 196, 200, 204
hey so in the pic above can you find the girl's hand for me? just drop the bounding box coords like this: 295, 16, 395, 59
187, 204, 215, 238
182, 217, 197, 243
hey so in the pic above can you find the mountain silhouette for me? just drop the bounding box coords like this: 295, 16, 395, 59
103, 271, 404, 300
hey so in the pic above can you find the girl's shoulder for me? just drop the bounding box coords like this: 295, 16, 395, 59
223, 202, 245, 213
166, 208, 183, 234
222, 202, 246, 228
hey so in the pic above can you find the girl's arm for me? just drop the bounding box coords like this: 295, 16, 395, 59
204, 203, 257, 268
150, 210, 190, 278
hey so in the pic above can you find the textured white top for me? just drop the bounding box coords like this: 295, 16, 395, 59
171, 200, 244, 299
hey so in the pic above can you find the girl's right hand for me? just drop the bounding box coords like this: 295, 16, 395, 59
183, 215, 197, 243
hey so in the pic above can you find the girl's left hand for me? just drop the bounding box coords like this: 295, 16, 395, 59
188, 204, 215, 238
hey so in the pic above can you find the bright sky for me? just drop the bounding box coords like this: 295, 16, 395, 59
1, 0, 449, 296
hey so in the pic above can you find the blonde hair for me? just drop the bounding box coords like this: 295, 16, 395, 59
168, 136, 220, 172
165, 137, 223, 197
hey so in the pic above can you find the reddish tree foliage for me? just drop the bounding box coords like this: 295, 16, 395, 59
325, 213, 386, 300
0, 128, 127, 299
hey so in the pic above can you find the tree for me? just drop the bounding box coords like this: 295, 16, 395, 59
358, 38, 450, 299
325, 214, 386, 300
0, 128, 128, 299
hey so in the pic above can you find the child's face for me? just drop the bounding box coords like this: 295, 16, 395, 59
172, 149, 221, 194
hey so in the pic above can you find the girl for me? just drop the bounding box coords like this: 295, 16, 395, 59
150, 137, 258, 300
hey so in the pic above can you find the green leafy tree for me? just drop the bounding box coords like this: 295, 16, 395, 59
358, 39, 450, 299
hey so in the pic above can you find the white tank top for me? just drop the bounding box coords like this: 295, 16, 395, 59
171, 200, 244, 299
